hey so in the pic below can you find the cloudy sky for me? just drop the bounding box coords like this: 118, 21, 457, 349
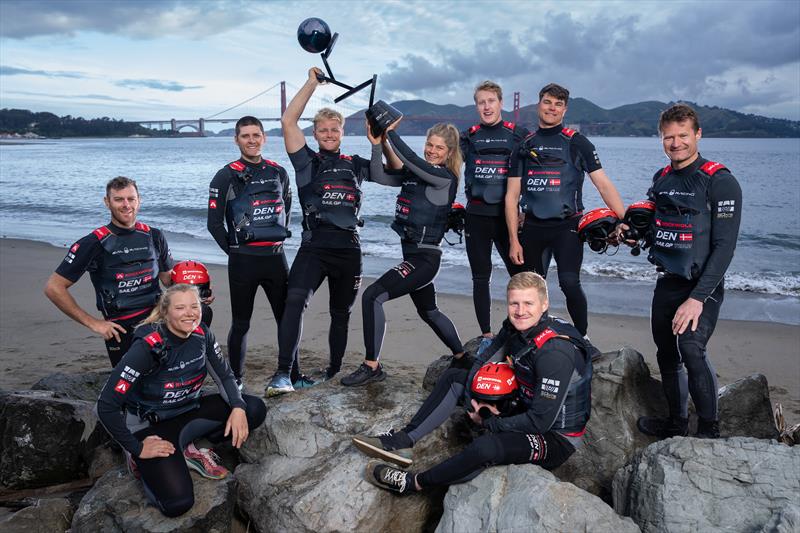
1, 0, 799, 123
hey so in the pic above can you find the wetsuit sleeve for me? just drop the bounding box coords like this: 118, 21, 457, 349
288, 144, 316, 189
690, 172, 742, 302
571, 134, 602, 173
484, 340, 577, 435
369, 143, 405, 187
54, 233, 102, 282
281, 166, 292, 227
386, 130, 454, 188
207, 167, 232, 254
152, 228, 174, 272
96, 338, 157, 457
459, 132, 470, 165
204, 329, 247, 410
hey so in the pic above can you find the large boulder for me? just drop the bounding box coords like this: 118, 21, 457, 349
553, 347, 667, 499
435, 463, 640, 533
2, 497, 74, 533
613, 437, 800, 532
718, 374, 779, 439
31, 371, 109, 402
0, 391, 108, 488
236, 366, 468, 533
71, 467, 237, 532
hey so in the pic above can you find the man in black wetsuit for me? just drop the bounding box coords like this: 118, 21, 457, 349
506, 83, 624, 344
207, 116, 292, 390
461, 81, 528, 340
44, 176, 174, 366
351, 271, 593, 494
620, 104, 742, 439
265, 67, 372, 396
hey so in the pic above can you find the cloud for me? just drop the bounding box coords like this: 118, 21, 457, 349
0, 0, 253, 39
4, 90, 136, 103
115, 79, 203, 92
0, 65, 87, 79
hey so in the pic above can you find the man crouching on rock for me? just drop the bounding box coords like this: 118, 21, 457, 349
352, 271, 594, 494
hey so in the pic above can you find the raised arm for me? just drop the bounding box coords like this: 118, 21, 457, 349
282, 67, 323, 154
386, 130, 452, 188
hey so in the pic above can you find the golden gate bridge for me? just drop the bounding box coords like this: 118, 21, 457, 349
132, 82, 522, 136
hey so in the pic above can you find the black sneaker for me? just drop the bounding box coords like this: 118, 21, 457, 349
352, 429, 413, 468
449, 353, 474, 370
341, 363, 386, 387
695, 418, 720, 439
637, 415, 689, 439
366, 461, 416, 495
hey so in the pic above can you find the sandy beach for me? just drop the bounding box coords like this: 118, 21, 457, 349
1, 237, 798, 419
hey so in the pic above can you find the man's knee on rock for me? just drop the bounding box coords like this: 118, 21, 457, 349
244, 394, 267, 429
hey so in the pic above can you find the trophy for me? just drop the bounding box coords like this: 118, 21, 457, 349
297, 17, 402, 136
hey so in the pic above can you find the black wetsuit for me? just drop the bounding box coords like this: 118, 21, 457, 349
460, 121, 528, 334
207, 157, 292, 380
55, 222, 173, 366
397, 314, 592, 487
276, 145, 370, 379
96, 323, 266, 517
364, 132, 464, 362
647, 156, 741, 423
510, 125, 603, 336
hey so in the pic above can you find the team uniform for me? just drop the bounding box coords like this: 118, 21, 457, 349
511, 124, 603, 336
344, 131, 463, 386
207, 157, 292, 381
460, 121, 528, 334
97, 323, 265, 517
55, 222, 173, 365
646, 157, 742, 428
274, 145, 370, 383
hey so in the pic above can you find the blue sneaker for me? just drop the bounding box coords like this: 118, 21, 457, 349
266, 372, 294, 397
292, 374, 317, 389
477, 336, 493, 357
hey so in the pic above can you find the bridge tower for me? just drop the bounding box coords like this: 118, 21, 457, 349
170, 118, 177, 133
199, 118, 205, 137
281, 81, 287, 117
513, 92, 520, 124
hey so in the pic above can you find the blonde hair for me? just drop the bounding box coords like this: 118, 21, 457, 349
140, 284, 201, 326
313, 107, 344, 129
507, 271, 548, 302
426, 122, 462, 179
474, 80, 503, 102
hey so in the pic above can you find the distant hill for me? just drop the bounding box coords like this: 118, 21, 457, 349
0, 108, 172, 138
267, 98, 800, 138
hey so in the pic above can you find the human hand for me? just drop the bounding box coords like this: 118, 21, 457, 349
224, 407, 249, 448
89, 318, 126, 342
386, 116, 402, 131
468, 399, 500, 425
509, 241, 524, 265
138, 435, 175, 459
201, 294, 216, 305
309, 67, 325, 84
672, 297, 703, 335
365, 119, 381, 145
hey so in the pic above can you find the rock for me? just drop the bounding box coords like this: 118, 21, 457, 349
760, 503, 800, 533
435, 464, 640, 533
31, 371, 109, 402
1, 497, 74, 533
422, 336, 482, 391
0, 391, 108, 488
718, 374, 779, 439
87, 441, 122, 481
553, 347, 667, 500
236, 371, 468, 533
71, 467, 236, 532
613, 437, 800, 532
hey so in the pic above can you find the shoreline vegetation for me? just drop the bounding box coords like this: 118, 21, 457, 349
2, 99, 799, 139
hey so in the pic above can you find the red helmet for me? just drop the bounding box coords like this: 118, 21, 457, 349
171, 260, 211, 298
624, 200, 655, 233
471, 362, 518, 403
577, 208, 620, 253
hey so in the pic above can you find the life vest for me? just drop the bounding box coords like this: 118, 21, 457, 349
647, 160, 725, 280
463, 121, 519, 205
511, 316, 593, 435
391, 169, 458, 246
519, 128, 584, 220
301, 153, 363, 232
128, 324, 209, 423
225, 159, 289, 246
92, 223, 160, 318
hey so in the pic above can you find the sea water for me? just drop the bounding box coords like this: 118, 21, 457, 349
1, 135, 798, 325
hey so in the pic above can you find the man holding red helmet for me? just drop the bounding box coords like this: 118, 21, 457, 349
352, 271, 594, 494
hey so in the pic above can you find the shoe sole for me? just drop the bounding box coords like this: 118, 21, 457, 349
352, 436, 412, 468
265, 386, 294, 398
341, 371, 387, 387
185, 458, 228, 480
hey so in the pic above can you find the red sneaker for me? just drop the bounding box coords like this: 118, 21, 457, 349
184, 445, 229, 480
